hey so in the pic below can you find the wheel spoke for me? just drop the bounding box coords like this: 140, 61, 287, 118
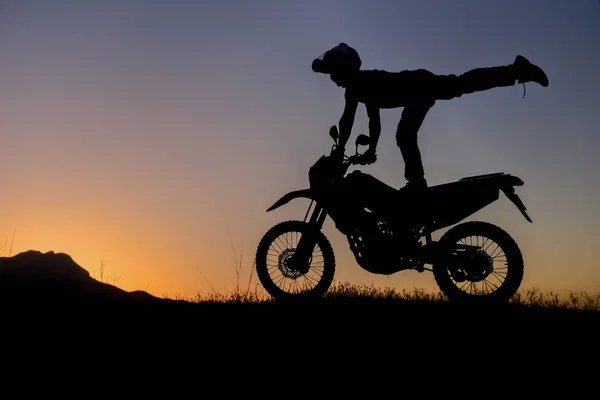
492, 271, 506, 283
490, 244, 503, 259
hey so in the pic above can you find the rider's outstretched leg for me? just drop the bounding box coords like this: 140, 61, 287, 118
432, 55, 549, 100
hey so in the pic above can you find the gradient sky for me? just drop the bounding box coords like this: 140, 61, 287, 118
1, 0, 599, 298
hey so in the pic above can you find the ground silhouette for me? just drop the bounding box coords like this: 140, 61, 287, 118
1, 248, 598, 368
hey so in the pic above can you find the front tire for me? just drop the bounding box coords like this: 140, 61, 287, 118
255, 220, 335, 302
433, 221, 524, 304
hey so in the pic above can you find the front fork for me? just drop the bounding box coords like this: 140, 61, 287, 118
287, 200, 327, 274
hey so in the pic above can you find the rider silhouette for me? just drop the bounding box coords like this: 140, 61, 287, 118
312, 43, 549, 193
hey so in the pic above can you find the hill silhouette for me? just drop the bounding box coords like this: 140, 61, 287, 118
0, 250, 177, 305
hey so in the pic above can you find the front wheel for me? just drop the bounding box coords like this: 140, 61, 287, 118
432, 221, 524, 304
255, 220, 336, 302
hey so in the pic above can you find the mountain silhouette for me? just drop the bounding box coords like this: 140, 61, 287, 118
0, 250, 166, 304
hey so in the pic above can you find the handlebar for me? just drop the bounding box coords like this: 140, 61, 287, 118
327, 145, 374, 178
334, 144, 374, 166
319, 127, 374, 180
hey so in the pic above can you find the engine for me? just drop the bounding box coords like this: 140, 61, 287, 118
346, 212, 423, 275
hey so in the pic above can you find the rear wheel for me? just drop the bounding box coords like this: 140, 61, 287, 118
432, 221, 524, 304
255, 220, 335, 302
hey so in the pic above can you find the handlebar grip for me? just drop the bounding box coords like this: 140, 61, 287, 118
347, 155, 364, 165
348, 153, 375, 165
347, 155, 359, 164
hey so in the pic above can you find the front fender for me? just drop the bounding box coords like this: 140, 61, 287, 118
267, 189, 318, 212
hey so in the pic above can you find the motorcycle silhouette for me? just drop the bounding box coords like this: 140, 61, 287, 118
255, 125, 532, 303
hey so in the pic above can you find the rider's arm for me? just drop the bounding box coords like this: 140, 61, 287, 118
365, 104, 381, 150
338, 93, 359, 150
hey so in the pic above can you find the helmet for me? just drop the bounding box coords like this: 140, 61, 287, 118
312, 43, 361, 75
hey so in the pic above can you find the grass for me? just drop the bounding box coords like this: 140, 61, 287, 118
180, 282, 600, 312
145, 242, 600, 311
166, 243, 600, 311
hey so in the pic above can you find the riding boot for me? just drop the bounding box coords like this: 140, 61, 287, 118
512, 55, 549, 87
399, 179, 428, 195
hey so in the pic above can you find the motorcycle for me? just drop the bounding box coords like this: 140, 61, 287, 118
255, 125, 532, 303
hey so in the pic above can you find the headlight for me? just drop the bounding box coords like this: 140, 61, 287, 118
309, 155, 334, 188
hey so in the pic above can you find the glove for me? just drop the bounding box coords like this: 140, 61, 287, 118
360, 147, 377, 165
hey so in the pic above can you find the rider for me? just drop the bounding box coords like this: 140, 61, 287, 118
312, 43, 549, 193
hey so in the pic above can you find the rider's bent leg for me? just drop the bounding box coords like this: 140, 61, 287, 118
395, 101, 434, 191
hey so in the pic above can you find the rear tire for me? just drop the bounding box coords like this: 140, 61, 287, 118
432, 221, 524, 304
255, 220, 335, 302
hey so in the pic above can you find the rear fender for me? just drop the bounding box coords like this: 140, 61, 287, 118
499, 175, 532, 223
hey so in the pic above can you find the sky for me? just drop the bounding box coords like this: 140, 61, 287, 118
1, 0, 599, 298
